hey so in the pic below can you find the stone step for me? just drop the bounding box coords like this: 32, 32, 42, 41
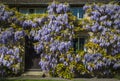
22, 71, 50, 77
26, 69, 42, 71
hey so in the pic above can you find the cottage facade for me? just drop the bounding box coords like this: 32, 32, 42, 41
0, 0, 114, 72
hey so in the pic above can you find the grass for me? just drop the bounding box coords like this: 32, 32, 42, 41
0, 79, 65, 81
114, 74, 120, 80
0, 79, 85, 81
1, 77, 120, 81
0, 78, 85, 81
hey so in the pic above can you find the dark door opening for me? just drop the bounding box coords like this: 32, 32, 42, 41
25, 36, 40, 70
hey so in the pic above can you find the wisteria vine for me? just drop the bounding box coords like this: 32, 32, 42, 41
30, 2, 75, 73
82, 2, 120, 76
0, 4, 25, 76
0, 1, 120, 78
83, 3, 120, 55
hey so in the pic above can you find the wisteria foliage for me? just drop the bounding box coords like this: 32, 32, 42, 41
1, 1, 120, 78
0, 2, 76, 78
83, 3, 120, 55
0, 4, 25, 76
30, 2, 75, 74
82, 2, 120, 76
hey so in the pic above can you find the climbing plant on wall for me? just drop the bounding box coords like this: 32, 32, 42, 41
82, 2, 120, 77
0, 1, 120, 79
0, 4, 25, 76
29, 2, 78, 78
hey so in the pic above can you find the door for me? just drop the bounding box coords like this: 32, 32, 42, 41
25, 36, 40, 70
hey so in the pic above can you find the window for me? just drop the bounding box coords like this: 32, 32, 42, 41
19, 8, 46, 14
70, 7, 84, 19
73, 38, 86, 52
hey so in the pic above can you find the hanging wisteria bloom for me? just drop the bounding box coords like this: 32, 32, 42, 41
84, 3, 120, 55
0, 4, 25, 77
83, 2, 120, 76
27, 2, 75, 76
14, 30, 25, 41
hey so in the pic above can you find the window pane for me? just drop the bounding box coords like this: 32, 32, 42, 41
79, 8, 84, 18
79, 38, 85, 50
19, 8, 29, 14
71, 7, 84, 18
70, 8, 78, 17
36, 8, 46, 14
73, 38, 78, 51
73, 38, 85, 52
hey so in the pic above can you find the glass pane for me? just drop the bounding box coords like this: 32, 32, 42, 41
73, 38, 85, 52
71, 7, 84, 18
79, 38, 85, 50
79, 8, 84, 18
35, 8, 46, 14
73, 38, 78, 52
19, 8, 29, 14
70, 8, 78, 17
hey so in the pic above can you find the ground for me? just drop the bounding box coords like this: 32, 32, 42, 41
1, 76, 120, 81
